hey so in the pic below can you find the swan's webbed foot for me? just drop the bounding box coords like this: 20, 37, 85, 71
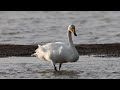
59, 63, 62, 71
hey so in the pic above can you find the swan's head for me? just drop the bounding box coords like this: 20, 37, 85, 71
68, 25, 77, 36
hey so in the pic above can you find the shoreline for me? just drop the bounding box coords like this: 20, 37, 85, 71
0, 43, 120, 57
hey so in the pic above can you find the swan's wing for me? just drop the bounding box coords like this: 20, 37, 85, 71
33, 42, 73, 63
41, 42, 72, 62
42, 42, 69, 51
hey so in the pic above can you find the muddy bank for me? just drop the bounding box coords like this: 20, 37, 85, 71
76, 43, 120, 57
0, 43, 120, 57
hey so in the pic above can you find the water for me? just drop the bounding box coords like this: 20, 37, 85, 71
0, 11, 120, 45
0, 56, 120, 79
0, 11, 120, 79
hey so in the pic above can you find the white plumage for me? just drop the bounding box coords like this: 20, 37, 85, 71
32, 25, 79, 71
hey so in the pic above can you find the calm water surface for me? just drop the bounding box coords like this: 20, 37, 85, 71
0, 56, 120, 79
0, 11, 120, 45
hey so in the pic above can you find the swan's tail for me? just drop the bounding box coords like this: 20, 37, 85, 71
31, 44, 45, 57
31, 44, 41, 57
31, 53, 36, 56
31, 51, 38, 56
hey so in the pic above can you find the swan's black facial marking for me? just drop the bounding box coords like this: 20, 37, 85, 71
68, 25, 77, 36
74, 31, 77, 36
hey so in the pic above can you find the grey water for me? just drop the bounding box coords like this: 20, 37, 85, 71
0, 11, 120, 45
0, 11, 120, 79
0, 56, 120, 79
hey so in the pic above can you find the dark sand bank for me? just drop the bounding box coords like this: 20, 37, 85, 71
0, 43, 120, 57
76, 43, 120, 57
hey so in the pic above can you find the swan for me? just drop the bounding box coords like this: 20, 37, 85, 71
32, 25, 79, 71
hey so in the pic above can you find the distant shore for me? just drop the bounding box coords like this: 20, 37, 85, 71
0, 43, 120, 57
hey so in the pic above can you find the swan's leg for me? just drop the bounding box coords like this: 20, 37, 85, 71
53, 64, 57, 71
51, 61, 58, 71
59, 63, 62, 71
51, 61, 57, 71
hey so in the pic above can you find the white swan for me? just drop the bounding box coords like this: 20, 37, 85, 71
32, 25, 79, 71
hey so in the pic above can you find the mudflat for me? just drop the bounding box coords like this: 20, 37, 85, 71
0, 43, 120, 57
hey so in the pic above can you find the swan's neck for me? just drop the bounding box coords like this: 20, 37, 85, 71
68, 31, 75, 47
67, 30, 79, 59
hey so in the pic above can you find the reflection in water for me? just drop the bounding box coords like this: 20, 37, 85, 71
53, 70, 78, 75
32, 69, 81, 79
52, 70, 80, 79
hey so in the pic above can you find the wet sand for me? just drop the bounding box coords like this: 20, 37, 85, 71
0, 43, 120, 57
